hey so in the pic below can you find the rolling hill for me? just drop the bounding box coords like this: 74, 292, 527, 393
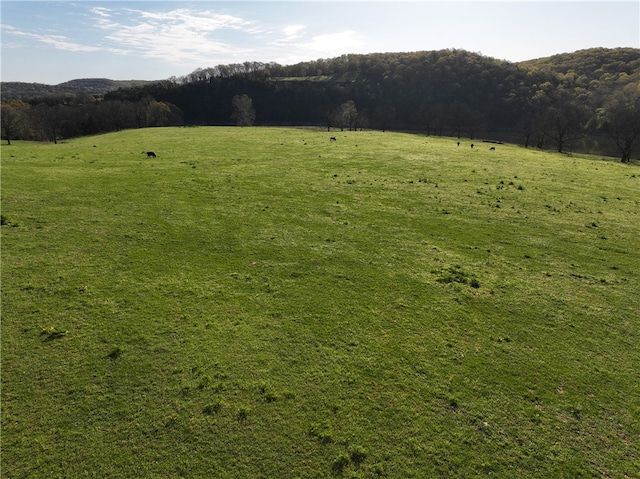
1, 78, 157, 101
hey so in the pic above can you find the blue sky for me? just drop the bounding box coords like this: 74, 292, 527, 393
1, 1, 638, 84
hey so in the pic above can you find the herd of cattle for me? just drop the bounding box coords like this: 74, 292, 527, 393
144, 137, 500, 158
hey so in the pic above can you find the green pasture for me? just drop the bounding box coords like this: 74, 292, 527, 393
2, 127, 639, 478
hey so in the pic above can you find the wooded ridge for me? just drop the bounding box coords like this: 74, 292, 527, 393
1, 78, 157, 100
2, 48, 639, 160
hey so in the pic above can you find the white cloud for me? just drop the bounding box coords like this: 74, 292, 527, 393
128, 8, 256, 33
2, 24, 103, 53
87, 7, 364, 66
89, 6, 120, 30
90, 7, 260, 64
90, 7, 111, 18
283, 25, 305, 40
304, 30, 365, 54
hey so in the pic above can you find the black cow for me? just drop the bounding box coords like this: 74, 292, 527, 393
146, 151, 157, 158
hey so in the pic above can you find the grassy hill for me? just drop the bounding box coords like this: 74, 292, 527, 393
2, 128, 639, 478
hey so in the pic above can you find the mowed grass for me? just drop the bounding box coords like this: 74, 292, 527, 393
2, 127, 639, 478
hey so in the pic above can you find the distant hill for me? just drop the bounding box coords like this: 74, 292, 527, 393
1, 78, 157, 100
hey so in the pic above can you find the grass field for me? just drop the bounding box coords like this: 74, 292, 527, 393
2, 127, 639, 478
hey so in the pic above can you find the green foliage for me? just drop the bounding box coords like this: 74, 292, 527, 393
519, 47, 640, 83
230, 93, 256, 126
2, 127, 639, 478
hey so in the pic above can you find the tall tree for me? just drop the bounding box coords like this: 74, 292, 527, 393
1, 100, 28, 145
340, 100, 358, 131
593, 83, 640, 163
99, 100, 135, 132
323, 107, 339, 131
231, 94, 255, 126
147, 100, 171, 126
372, 104, 396, 132
543, 87, 590, 153
32, 103, 68, 144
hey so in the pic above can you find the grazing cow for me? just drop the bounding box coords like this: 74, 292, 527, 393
457, 141, 460, 147
489, 147, 496, 151
470, 143, 474, 149
330, 137, 337, 141
146, 151, 157, 158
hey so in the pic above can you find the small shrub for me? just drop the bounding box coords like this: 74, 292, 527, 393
570, 405, 583, 420
435, 266, 466, 284
331, 453, 350, 474
211, 381, 227, 393
259, 383, 279, 402
435, 265, 480, 289
197, 375, 211, 390
309, 422, 334, 444
106, 346, 122, 360
236, 406, 250, 421
164, 413, 178, 428
203, 400, 223, 415
371, 462, 386, 477
264, 391, 278, 402
348, 444, 368, 464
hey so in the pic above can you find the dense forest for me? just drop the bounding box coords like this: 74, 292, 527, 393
2, 48, 640, 161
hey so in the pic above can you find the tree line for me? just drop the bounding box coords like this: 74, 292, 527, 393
2, 48, 639, 161
1, 94, 182, 144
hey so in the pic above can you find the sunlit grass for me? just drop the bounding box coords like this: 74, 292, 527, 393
2, 127, 639, 478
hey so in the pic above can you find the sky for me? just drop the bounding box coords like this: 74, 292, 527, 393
1, 1, 639, 85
